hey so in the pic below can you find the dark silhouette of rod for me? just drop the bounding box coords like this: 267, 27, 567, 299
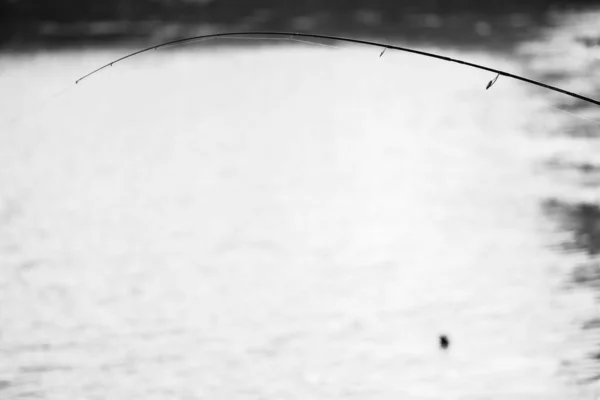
75, 31, 600, 108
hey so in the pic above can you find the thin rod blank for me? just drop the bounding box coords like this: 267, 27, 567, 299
75, 31, 600, 108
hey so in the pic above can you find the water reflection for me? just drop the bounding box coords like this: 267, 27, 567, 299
528, 6, 600, 387
543, 200, 600, 256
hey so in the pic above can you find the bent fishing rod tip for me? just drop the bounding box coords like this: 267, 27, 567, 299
71, 31, 600, 107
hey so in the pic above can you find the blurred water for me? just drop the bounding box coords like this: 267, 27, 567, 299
1, 10, 600, 400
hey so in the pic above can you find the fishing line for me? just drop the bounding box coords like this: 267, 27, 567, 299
212, 35, 339, 48
287, 38, 339, 48
73, 31, 600, 109
549, 105, 600, 126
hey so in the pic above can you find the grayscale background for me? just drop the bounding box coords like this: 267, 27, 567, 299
1, 1, 600, 399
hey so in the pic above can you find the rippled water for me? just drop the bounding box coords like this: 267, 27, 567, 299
1, 9, 600, 400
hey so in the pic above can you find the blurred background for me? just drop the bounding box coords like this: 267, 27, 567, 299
0, 0, 599, 47
1, 1, 600, 399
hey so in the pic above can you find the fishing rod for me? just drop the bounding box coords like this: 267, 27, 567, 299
75, 31, 600, 108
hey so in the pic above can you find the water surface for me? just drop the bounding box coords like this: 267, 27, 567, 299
1, 10, 600, 399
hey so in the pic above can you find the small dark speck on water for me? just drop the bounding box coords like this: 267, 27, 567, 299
439, 335, 450, 349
